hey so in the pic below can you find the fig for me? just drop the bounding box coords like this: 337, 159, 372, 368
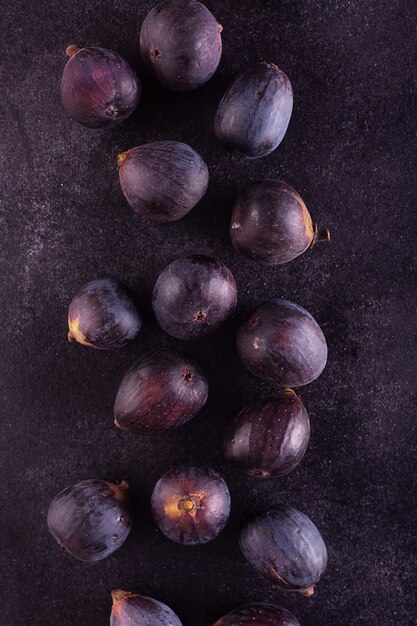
152, 254, 237, 340
60, 45, 140, 128
114, 350, 208, 435
151, 466, 231, 544
110, 589, 183, 626
213, 603, 300, 626
237, 299, 327, 388
47, 479, 132, 562
118, 141, 209, 222
231, 180, 330, 265
140, 0, 222, 91
240, 506, 328, 596
67, 278, 141, 349
214, 62, 293, 158
224, 389, 310, 478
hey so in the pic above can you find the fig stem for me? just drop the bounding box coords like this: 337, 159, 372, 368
117, 152, 128, 167
300, 586, 315, 597
111, 589, 131, 604
65, 44, 79, 58
119, 479, 129, 492
218, 23, 223, 33
313, 225, 331, 243
178, 495, 198, 513
67, 331, 75, 343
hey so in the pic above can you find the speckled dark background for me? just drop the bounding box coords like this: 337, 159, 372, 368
1, 1, 416, 624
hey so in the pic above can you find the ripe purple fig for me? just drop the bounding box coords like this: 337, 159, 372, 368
47, 479, 132, 562
213, 603, 300, 626
237, 299, 328, 388
231, 180, 330, 265
240, 506, 328, 596
152, 255, 237, 340
151, 466, 231, 544
60, 45, 140, 128
118, 141, 209, 222
110, 589, 183, 626
67, 278, 142, 349
114, 350, 208, 435
140, 0, 222, 91
224, 389, 310, 478
215, 63, 293, 158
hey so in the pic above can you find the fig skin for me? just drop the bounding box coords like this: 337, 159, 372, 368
60, 45, 140, 128
231, 180, 330, 265
114, 350, 208, 435
118, 141, 209, 222
47, 479, 132, 562
237, 299, 328, 388
140, 0, 222, 91
224, 389, 310, 478
151, 466, 231, 545
213, 603, 300, 626
67, 278, 142, 350
110, 589, 183, 626
152, 254, 237, 340
240, 506, 328, 596
214, 63, 293, 158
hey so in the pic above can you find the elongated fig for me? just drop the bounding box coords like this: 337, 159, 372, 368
240, 506, 328, 595
151, 466, 231, 544
47, 479, 132, 562
140, 0, 222, 91
118, 141, 209, 222
224, 389, 310, 478
67, 278, 141, 349
231, 180, 330, 264
215, 63, 293, 158
237, 300, 327, 388
60, 45, 140, 128
152, 255, 237, 339
213, 603, 300, 626
114, 350, 208, 434
111, 589, 183, 626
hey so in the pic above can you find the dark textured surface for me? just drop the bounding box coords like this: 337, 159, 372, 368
0, 1, 416, 625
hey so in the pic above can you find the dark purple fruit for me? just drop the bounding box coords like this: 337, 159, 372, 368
213, 603, 300, 626
151, 466, 231, 544
118, 141, 209, 222
67, 278, 141, 349
237, 300, 327, 388
60, 45, 140, 128
114, 350, 208, 435
47, 479, 132, 562
111, 589, 183, 626
240, 506, 328, 596
231, 180, 330, 265
215, 63, 293, 158
152, 255, 237, 340
140, 0, 222, 91
224, 389, 310, 478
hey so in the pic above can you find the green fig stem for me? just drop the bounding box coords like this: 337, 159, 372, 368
66, 45, 79, 58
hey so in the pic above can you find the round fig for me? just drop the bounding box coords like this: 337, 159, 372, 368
240, 506, 328, 596
47, 479, 132, 562
118, 141, 209, 222
213, 603, 300, 626
151, 466, 231, 544
231, 180, 330, 265
215, 62, 293, 158
152, 254, 237, 340
114, 350, 208, 435
60, 45, 140, 128
224, 389, 310, 478
110, 589, 183, 626
140, 0, 222, 91
237, 299, 327, 388
67, 278, 141, 349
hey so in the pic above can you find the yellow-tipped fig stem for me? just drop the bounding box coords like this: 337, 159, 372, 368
117, 152, 128, 167
218, 23, 223, 33
66, 45, 79, 58
300, 586, 315, 598
111, 589, 131, 605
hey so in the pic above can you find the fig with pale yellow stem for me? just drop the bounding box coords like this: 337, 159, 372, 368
110, 589, 183, 626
